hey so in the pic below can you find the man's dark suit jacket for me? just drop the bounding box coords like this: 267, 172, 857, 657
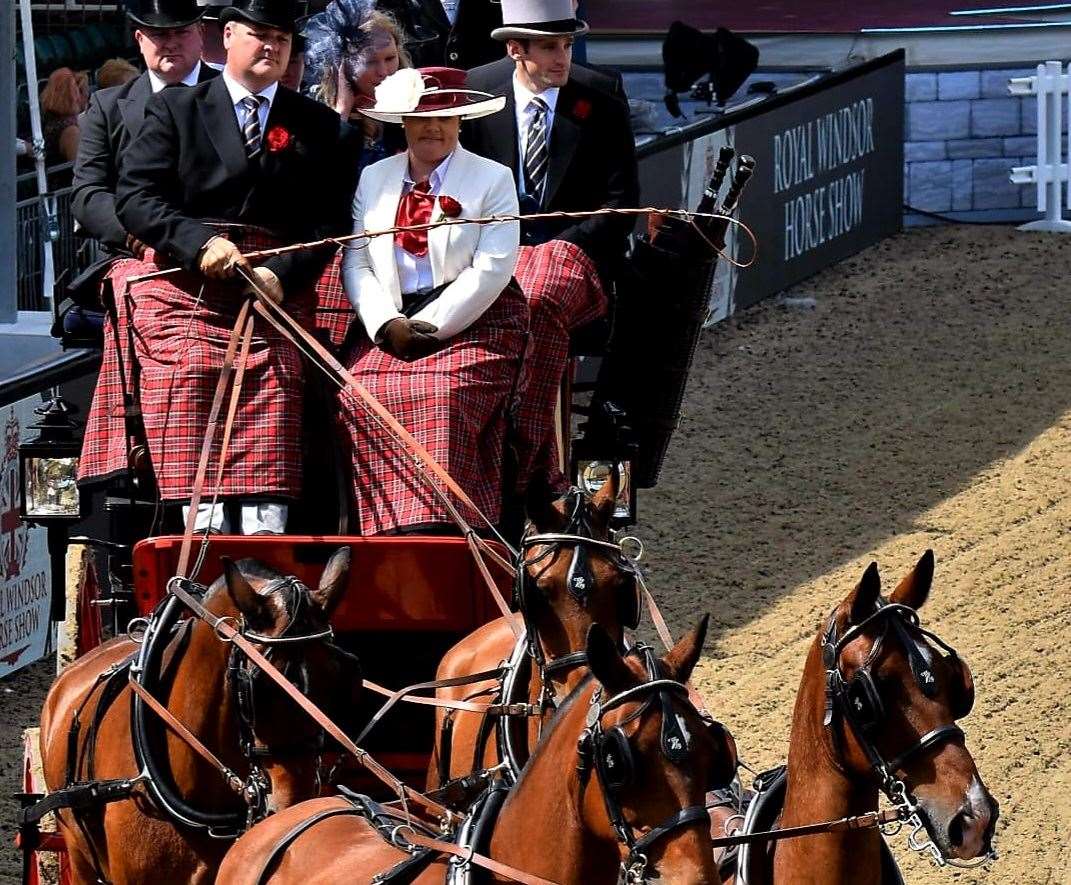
116, 76, 348, 287
463, 57, 639, 284
378, 0, 502, 70
72, 66, 217, 254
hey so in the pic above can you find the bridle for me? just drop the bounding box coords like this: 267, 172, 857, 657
822, 598, 994, 869
575, 646, 713, 885
514, 487, 643, 682
130, 574, 358, 837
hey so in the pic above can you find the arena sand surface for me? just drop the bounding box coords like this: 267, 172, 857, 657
1, 223, 1069, 882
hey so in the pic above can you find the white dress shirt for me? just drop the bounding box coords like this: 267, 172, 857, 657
440, 0, 460, 24
512, 74, 559, 199
395, 151, 455, 294
147, 60, 203, 93
221, 69, 278, 134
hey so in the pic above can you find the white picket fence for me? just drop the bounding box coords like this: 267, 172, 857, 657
1009, 61, 1071, 233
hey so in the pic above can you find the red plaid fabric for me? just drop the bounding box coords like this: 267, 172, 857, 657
336, 281, 528, 535
308, 250, 354, 351
83, 231, 311, 501
79, 258, 144, 485
512, 240, 607, 489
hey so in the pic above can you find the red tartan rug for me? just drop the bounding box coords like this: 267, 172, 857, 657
336, 280, 529, 535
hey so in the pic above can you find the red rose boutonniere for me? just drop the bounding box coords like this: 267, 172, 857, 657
572, 98, 592, 121
437, 195, 463, 218
265, 126, 293, 153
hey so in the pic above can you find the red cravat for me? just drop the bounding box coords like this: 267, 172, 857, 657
394, 179, 434, 256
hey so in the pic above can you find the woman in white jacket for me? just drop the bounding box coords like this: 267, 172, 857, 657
339, 67, 529, 535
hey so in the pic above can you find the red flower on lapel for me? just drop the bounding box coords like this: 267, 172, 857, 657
437, 195, 463, 218
265, 125, 292, 153
572, 98, 592, 121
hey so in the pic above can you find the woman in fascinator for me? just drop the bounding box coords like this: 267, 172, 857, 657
305, 0, 412, 175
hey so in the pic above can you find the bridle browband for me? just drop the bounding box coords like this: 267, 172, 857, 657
822, 598, 994, 869
575, 646, 713, 885
515, 487, 643, 676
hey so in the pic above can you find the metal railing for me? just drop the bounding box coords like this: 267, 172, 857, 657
16, 184, 100, 312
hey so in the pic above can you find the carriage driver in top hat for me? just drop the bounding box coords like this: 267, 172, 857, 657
113, 0, 349, 534
462, 0, 640, 491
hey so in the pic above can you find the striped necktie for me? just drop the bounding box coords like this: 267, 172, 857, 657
523, 96, 550, 204
240, 94, 266, 158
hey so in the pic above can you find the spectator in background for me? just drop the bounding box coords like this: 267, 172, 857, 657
375, 0, 501, 70
281, 25, 306, 89
96, 57, 140, 89
198, 0, 229, 68
40, 68, 87, 164
305, 1, 410, 178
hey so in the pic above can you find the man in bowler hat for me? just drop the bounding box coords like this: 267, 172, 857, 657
112, 0, 348, 533
72, 0, 216, 262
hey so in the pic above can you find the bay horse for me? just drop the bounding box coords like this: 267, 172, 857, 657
217, 617, 735, 884
723, 551, 998, 883
426, 469, 641, 789
38, 547, 361, 885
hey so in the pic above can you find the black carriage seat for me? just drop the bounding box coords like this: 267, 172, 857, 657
733, 766, 906, 885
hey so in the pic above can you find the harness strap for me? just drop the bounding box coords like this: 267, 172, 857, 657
20, 778, 140, 825
167, 579, 458, 826
631, 805, 711, 856
709, 807, 903, 848
358, 666, 534, 745
128, 679, 248, 799
176, 299, 255, 579
887, 724, 964, 773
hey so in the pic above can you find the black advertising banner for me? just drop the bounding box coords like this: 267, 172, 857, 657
636, 51, 905, 317
732, 53, 904, 308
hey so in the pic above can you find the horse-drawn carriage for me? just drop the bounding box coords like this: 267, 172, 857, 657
14, 152, 999, 884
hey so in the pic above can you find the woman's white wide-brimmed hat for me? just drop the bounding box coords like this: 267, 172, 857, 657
491, 0, 589, 41
358, 67, 506, 124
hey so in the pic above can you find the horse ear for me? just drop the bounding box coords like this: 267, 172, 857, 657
889, 549, 934, 611
525, 471, 562, 532
586, 623, 633, 694
222, 557, 274, 631
663, 614, 709, 684
848, 561, 882, 625
591, 464, 621, 526
311, 546, 350, 616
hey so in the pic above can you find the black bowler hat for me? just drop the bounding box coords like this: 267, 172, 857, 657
220, 0, 299, 32
127, 0, 206, 29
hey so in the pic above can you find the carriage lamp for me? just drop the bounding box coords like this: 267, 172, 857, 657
573, 458, 637, 527
18, 395, 84, 524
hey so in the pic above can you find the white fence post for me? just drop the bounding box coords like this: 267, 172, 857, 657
1009, 61, 1071, 233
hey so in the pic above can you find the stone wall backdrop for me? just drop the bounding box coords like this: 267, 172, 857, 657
905, 68, 1053, 221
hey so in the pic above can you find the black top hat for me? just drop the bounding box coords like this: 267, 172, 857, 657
220, 0, 299, 32
127, 0, 206, 29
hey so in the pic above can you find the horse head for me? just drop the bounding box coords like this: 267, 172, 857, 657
493, 616, 726, 884
212, 547, 361, 811
518, 468, 640, 672
823, 551, 997, 863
